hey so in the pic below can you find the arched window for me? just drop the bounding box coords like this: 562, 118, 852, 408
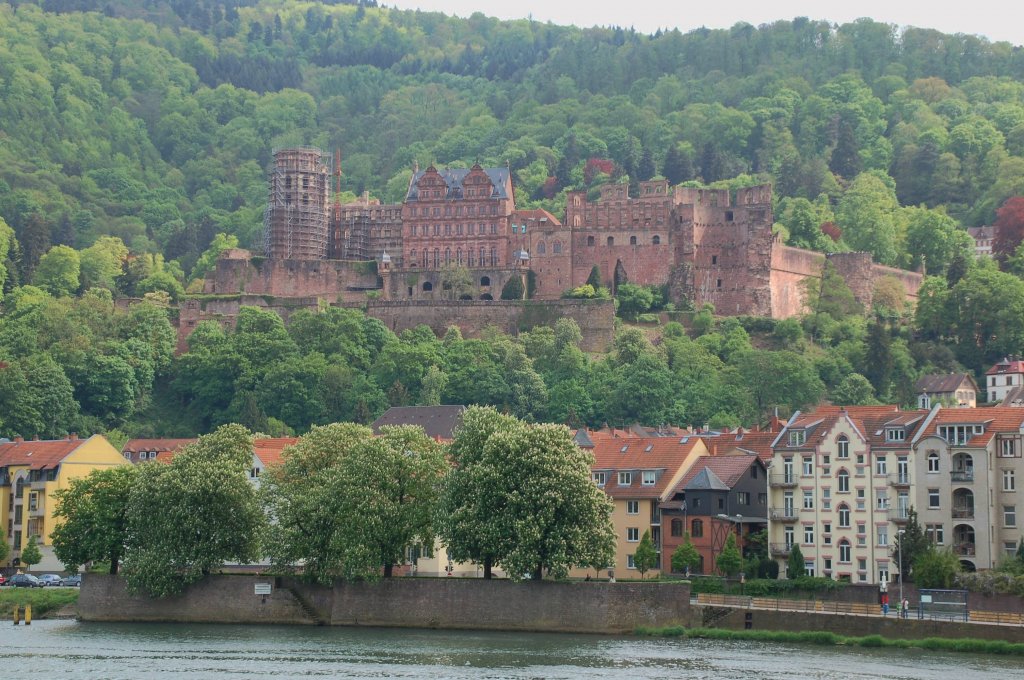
928, 452, 940, 473
607, 236, 614, 246
480, 276, 491, 287
490, 247, 497, 266
587, 236, 595, 246
433, 249, 440, 267
537, 241, 547, 255
839, 539, 851, 563
479, 247, 486, 266
422, 282, 433, 292
15, 477, 25, 498
409, 249, 417, 267
691, 518, 704, 538
457, 249, 463, 265
838, 469, 850, 493
553, 241, 562, 254
573, 215, 581, 227
838, 503, 851, 528
652, 235, 661, 245
837, 435, 849, 459
445, 248, 451, 265
671, 518, 683, 537
630, 235, 638, 245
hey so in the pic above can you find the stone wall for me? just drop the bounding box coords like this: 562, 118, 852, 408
79, 575, 693, 634
365, 299, 615, 353
769, 245, 826, 318
205, 252, 379, 300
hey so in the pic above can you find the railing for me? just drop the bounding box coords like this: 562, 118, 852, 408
769, 474, 798, 487
887, 473, 911, 487
769, 542, 794, 556
953, 542, 976, 556
951, 470, 975, 482
770, 507, 798, 521
888, 508, 910, 522
952, 508, 975, 519
969, 610, 1024, 625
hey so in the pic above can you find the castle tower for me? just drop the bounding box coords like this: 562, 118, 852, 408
263, 147, 330, 260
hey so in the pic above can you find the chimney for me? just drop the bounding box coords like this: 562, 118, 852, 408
32, 435, 40, 441
14, 436, 24, 443
69, 432, 78, 440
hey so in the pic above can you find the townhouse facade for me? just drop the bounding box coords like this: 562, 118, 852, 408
1, 435, 129, 572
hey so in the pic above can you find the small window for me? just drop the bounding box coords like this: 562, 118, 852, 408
838, 470, 850, 493
711, 255, 718, 265
422, 282, 433, 292
627, 527, 640, 542
641, 471, 656, 486
838, 504, 850, 527
629, 235, 637, 245
837, 437, 849, 459
652, 235, 661, 245
537, 241, 546, 254
1006, 505, 1017, 527
716, 278, 722, 289
671, 519, 683, 537
553, 241, 562, 254
626, 500, 639, 514
691, 519, 704, 538
618, 472, 632, 486
928, 452, 940, 473
587, 236, 595, 246
789, 431, 806, 447
607, 236, 614, 246
592, 472, 606, 487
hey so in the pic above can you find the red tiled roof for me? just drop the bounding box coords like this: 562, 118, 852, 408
253, 437, 299, 468
925, 406, 1024, 446
986, 359, 1024, 376
590, 436, 705, 499
511, 208, 562, 226
709, 431, 777, 462
122, 438, 196, 454
0, 437, 89, 470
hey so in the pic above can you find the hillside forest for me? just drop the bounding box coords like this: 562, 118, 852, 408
3, 1, 1024, 438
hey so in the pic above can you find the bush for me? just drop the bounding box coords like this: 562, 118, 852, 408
637, 313, 660, 324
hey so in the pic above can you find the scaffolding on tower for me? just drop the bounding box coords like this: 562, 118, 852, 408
263, 147, 329, 260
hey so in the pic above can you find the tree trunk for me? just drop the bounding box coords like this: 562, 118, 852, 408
483, 557, 492, 580
533, 563, 543, 581
109, 557, 119, 575
383, 562, 393, 578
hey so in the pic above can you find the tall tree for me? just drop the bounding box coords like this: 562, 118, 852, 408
633, 529, 657, 579
20, 535, 42, 570
716, 532, 742, 577
993, 196, 1024, 265
51, 465, 138, 574
671, 532, 701, 576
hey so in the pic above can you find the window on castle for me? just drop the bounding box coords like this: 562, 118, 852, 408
433, 249, 440, 267
422, 282, 433, 292
445, 224, 451, 235
712, 255, 718, 265
553, 242, 562, 254
587, 236, 594, 246
652, 235, 661, 245
457, 249, 463, 265
630, 235, 637, 245
456, 224, 463, 235
445, 249, 451, 265
725, 210, 734, 221
607, 237, 614, 246
410, 250, 417, 266
716, 279, 722, 289
490, 223, 497, 234
537, 242, 546, 255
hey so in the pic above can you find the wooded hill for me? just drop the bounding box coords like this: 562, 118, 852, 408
2, 0, 1024, 281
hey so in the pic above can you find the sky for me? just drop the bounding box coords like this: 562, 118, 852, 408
387, 1, 1023, 46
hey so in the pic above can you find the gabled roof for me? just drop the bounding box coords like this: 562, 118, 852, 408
122, 438, 196, 455
253, 437, 299, 468
685, 467, 729, 491
1001, 385, 1024, 406
0, 436, 93, 470
924, 406, 1024, 446
406, 166, 512, 201
968, 226, 995, 240
590, 436, 706, 499
775, 405, 921, 450
707, 430, 777, 462
677, 454, 761, 492
914, 373, 979, 395
511, 208, 561, 226
371, 405, 466, 441
986, 358, 1024, 376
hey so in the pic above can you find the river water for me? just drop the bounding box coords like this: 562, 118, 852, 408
4, 620, 1021, 679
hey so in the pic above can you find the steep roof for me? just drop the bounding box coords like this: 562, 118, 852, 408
914, 373, 978, 395
776, 405, 920, 450
707, 430, 777, 462
1001, 385, 1024, 406
685, 467, 729, 491
253, 437, 299, 468
968, 226, 995, 240
590, 436, 706, 499
511, 208, 561, 226
0, 436, 91, 470
406, 166, 512, 201
986, 358, 1024, 376
371, 405, 467, 441
123, 438, 196, 455
678, 454, 761, 492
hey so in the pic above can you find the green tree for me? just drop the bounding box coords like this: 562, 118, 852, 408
836, 171, 903, 266
0, 217, 14, 303
33, 245, 81, 297
787, 544, 806, 579
912, 547, 961, 588
633, 529, 657, 579
671, 532, 701, 576
892, 508, 930, 581
616, 283, 655, 321
500, 274, 525, 300
191, 233, 239, 280
736, 350, 826, 417
124, 424, 263, 597
79, 236, 128, 290
0, 534, 9, 565
419, 365, 447, 406
716, 532, 742, 577
20, 535, 42, 570
831, 373, 878, 405
51, 465, 138, 574
440, 263, 473, 300
586, 265, 602, 289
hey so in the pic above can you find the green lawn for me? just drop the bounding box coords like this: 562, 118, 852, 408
0, 588, 79, 618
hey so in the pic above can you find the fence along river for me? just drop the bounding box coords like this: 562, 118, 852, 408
4, 620, 1021, 679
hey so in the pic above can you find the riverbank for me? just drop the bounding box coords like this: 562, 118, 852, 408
0, 588, 79, 618
636, 625, 1024, 656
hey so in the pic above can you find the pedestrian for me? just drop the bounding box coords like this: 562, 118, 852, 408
902, 597, 909, 619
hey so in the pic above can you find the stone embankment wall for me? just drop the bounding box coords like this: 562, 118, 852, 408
78, 575, 693, 634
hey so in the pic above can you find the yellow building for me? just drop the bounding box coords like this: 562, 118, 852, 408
1, 434, 129, 573
573, 433, 710, 578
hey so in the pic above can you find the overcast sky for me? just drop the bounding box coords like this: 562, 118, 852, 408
387, 1, 1023, 46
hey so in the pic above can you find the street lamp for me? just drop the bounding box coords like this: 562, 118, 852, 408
897, 528, 906, 618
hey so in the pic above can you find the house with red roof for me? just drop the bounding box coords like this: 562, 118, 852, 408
578, 435, 709, 578
986, 357, 1024, 404
121, 438, 196, 463
1, 434, 128, 572
660, 453, 767, 576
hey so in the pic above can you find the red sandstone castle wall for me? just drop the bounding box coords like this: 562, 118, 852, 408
770, 245, 826, 318
205, 253, 379, 301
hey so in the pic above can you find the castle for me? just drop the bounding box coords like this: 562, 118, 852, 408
191, 148, 921, 347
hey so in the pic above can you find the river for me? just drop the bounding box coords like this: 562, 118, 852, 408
4, 620, 1021, 679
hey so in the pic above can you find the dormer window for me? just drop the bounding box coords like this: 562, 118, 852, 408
593, 472, 607, 487
642, 470, 657, 486
885, 428, 905, 442
938, 424, 980, 445
618, 472, 632, 486
789, 430, 806, 446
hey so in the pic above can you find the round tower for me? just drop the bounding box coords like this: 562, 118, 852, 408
263, 148, 330, 260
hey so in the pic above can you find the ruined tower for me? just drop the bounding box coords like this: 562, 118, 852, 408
263, 147, 330, 260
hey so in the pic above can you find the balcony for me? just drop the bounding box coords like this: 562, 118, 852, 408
952, 508, 975, 520
770, 542, 794, 557
887, 473, 911, 487
887, 508, 910, 523
769, 474, 798, 488
953, 542, 976, 556
950, 470, 974, 483
770, 507, 799, 522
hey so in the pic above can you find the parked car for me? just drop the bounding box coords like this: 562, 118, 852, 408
0, 574, 6, 586
38, 574, 64, 587
10, 574, 44, 588
63, 574, 82, 587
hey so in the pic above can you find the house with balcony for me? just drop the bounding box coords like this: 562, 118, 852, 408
911, 406, 1024, 571
767, 405, 930, 584
660, 453, 767, 575
0, 435, 129, 573
580, 436, 709, 578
